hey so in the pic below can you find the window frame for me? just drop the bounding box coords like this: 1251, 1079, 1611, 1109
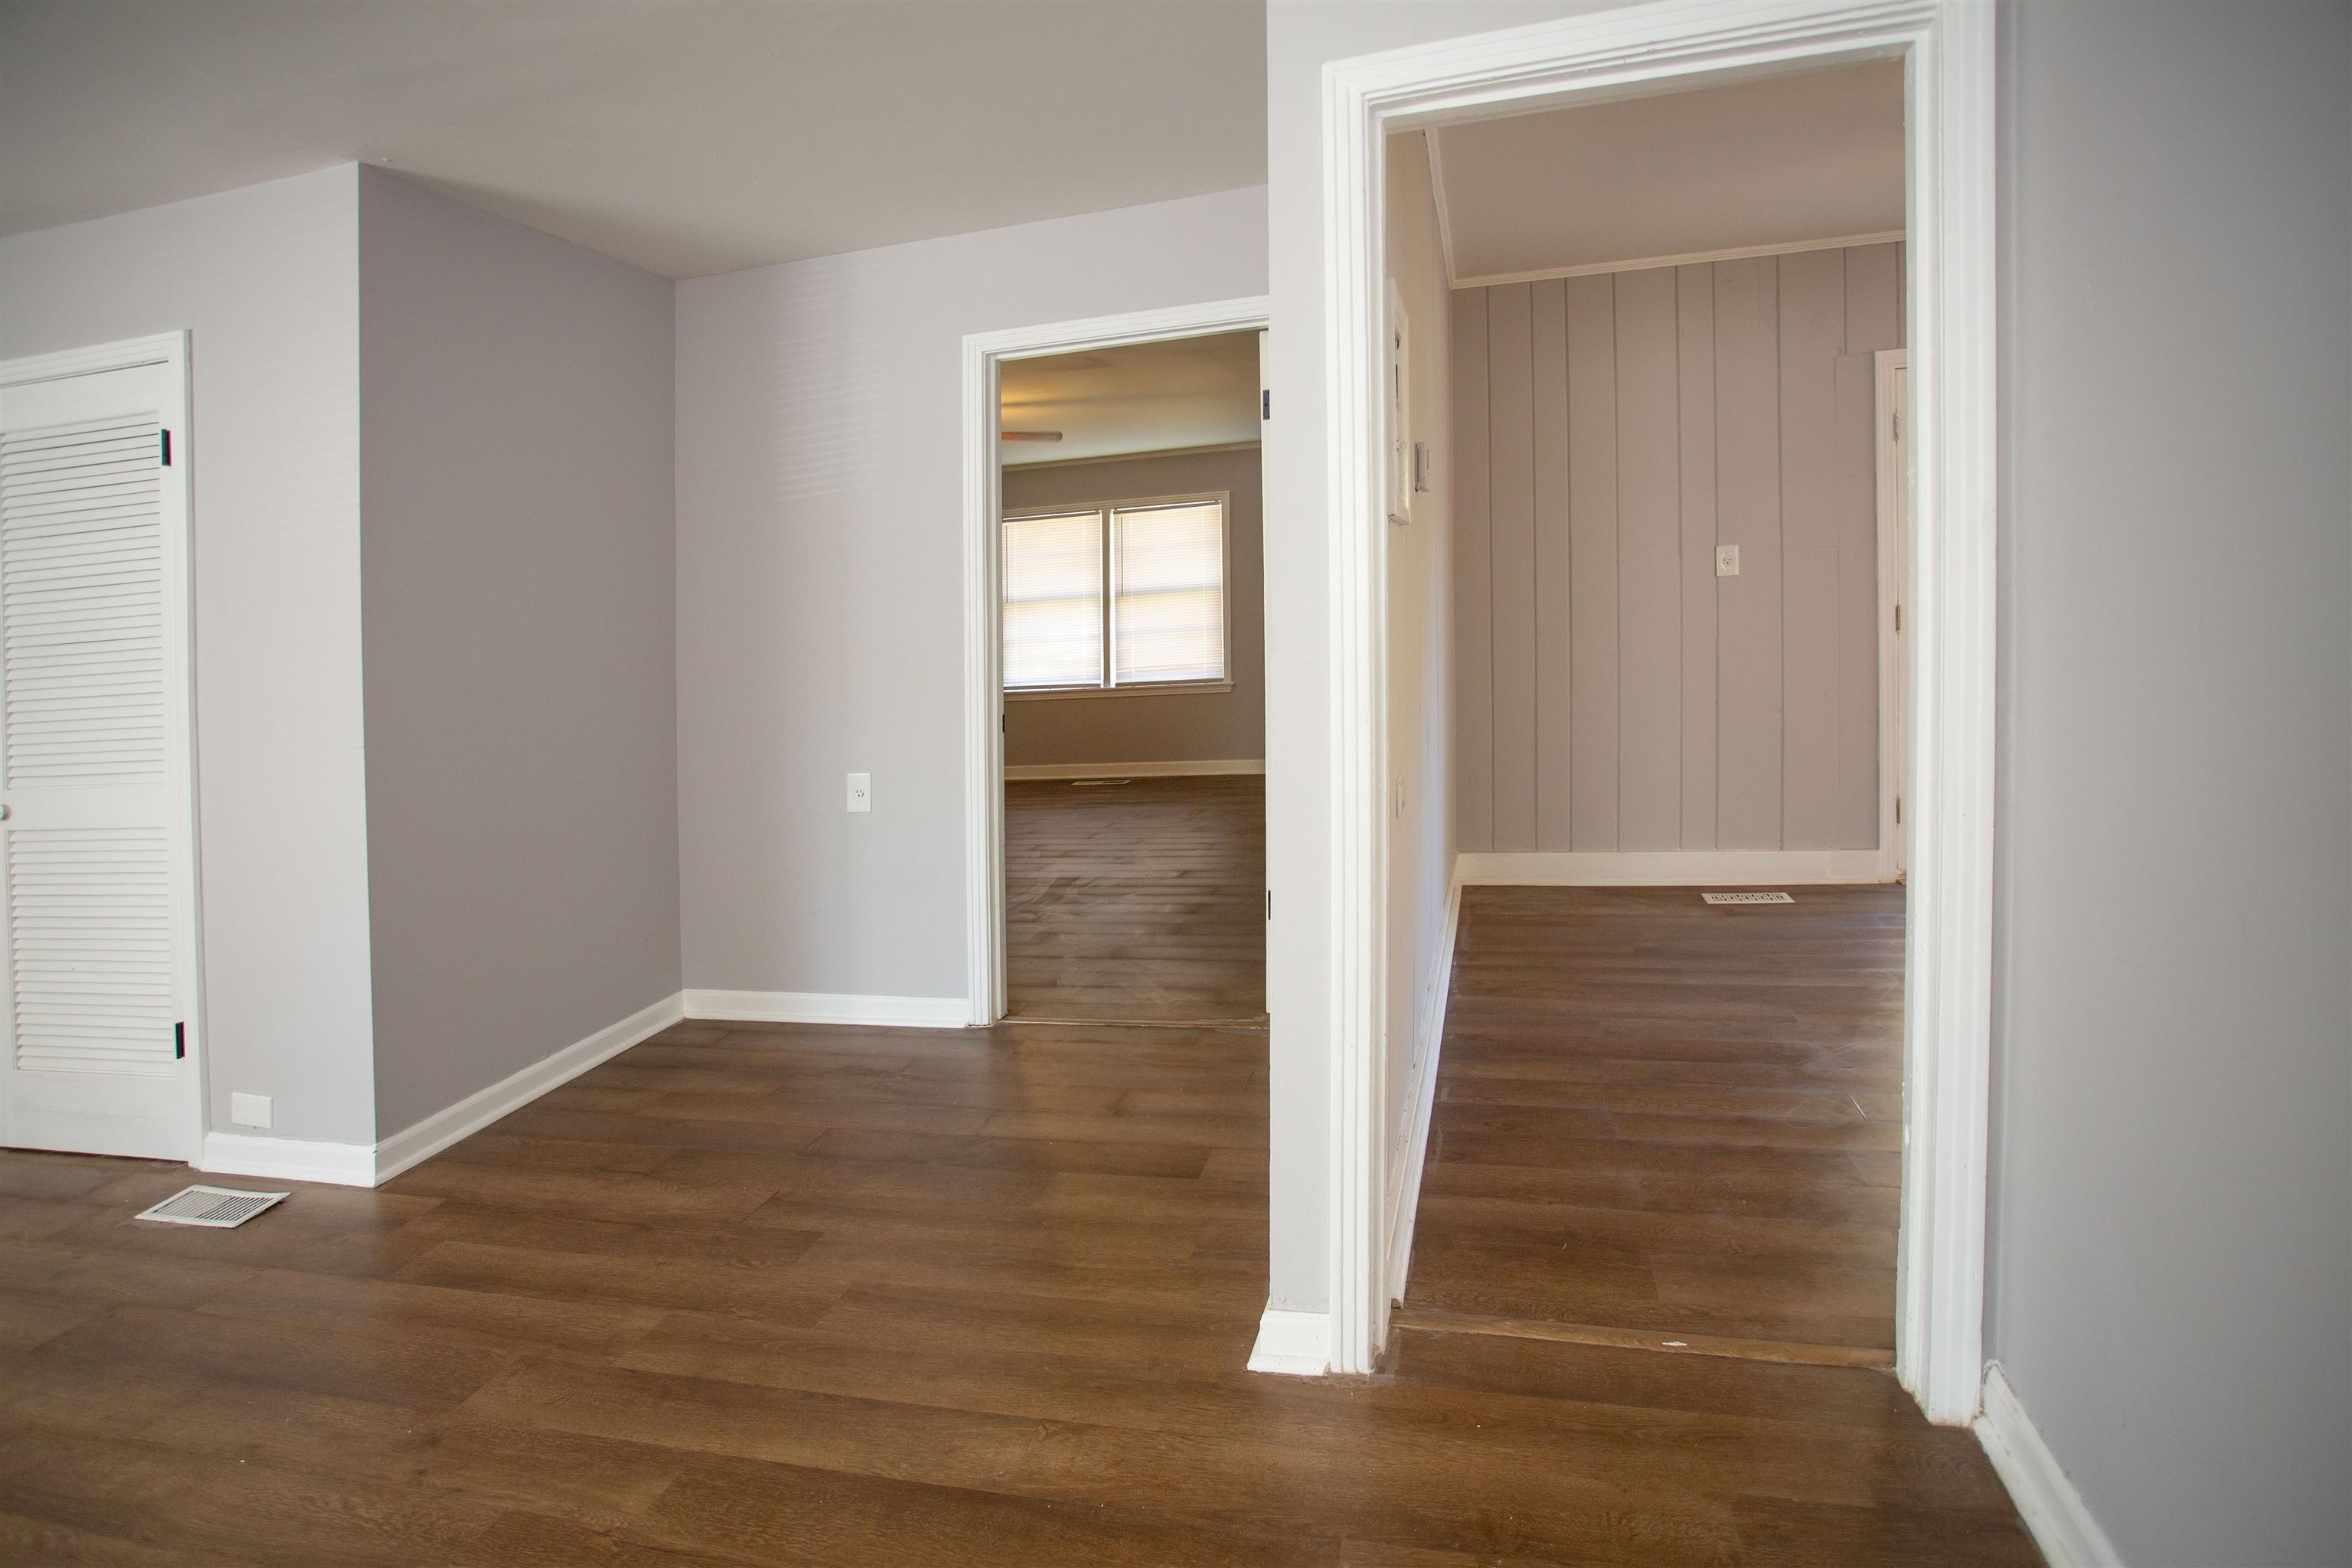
1001, 488, 1233, 701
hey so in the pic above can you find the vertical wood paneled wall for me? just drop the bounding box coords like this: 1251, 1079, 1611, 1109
1452, 243, 1903, 854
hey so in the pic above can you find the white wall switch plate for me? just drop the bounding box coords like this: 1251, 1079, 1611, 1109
846, 772, 871, 813
1716, 544, 1740, 577
229, 1092, 273, 1129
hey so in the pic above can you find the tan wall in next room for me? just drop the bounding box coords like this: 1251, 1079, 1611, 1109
1454, 241, 1903, 854
1001, 443, 1264, 768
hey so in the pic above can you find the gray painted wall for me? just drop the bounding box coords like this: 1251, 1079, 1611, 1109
357, 168, 680, 1137
1991, 3, 2350, 1562
1453, 243, 1903, 853
1383, 130, 1459, 1199
675, 185, 1267, 1002
0, 167, 377, 1146
1001, 445, 1263, 768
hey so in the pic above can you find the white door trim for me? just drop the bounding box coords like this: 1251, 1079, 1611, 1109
0, 332, 207, 1163
1321, 0, 1995, 1425
960, 298, 1271, 1027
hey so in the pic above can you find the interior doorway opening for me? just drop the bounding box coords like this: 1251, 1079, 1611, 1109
995, 330, 1269, 1026
959, 299, 1272, 1030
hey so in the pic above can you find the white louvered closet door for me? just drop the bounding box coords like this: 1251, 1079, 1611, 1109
0, 341, 199, 1161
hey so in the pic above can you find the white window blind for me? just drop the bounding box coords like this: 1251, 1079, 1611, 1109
1001, 510, 1102, 689
1112, 501, 1225, 685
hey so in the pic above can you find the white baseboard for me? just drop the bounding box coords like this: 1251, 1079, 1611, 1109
1004, 758, 1265, 781
1458, 848, 1887, 887
1975, 1362, 2123, 1567
1383, 874, 1459, 1308
682, 989, 971, 1028
198, 1132, 376, 1189
1246, 1308, 1332, 1377
371, 991, 687, 1184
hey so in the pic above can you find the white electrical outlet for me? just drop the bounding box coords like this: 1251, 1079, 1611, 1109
1716, 544, 1740, 577
229, 1092, 273, 1129
846, 772, 871, 813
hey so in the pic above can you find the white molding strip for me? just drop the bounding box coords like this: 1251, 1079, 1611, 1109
1975, 1364, 2125, 1567
683, 990, 970, 1028
1458, 850, 1887, 887
372, 991, 687, 1184
1006, 439, 1260, 474
1383, 875, 1460, 1312
1246, 1308, 1334, 1377
964, 296, 1273, 1031
1449, 229, 1907, 290
198, 1132, 376, 1189
1005, 759, 1265, 782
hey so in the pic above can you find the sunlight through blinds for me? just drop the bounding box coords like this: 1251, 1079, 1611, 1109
1002, 510, 1103, 688
1112, 501, 1225, 685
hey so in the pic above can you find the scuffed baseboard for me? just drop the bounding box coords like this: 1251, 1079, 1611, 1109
1004, 759, 1265, 781
682, 989, 970, 1027
1458, 848, 1886, 886
1975, 1362, 2124, 1567
1247, 1308, 1331, 1377
371, 991, 688, 1184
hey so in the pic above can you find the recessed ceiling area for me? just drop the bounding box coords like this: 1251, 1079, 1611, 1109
1426, 60, 1905, 285
0, 1, 1266, 280
999, 332, 1261, 467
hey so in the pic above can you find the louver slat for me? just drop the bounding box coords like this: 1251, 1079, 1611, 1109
8, 826, 174, 1074
0, 419, 165, 787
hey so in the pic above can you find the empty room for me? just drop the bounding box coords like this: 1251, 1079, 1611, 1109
1392, 60, 1918, 1367
0, 3, 2344, 1566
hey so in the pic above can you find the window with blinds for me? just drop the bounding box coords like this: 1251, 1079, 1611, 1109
1002, 495, 1227, 691
1001, 509, 1103, 690
1112, 501, 1225, 685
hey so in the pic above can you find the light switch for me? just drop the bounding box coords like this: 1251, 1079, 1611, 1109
230, 1092, 273, 1129
846, 772, 871, 813
1716, 544, 1740, 577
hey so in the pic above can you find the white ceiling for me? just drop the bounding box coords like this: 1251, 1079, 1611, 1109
0, 1, 1266, 280
1429, 61, 1905, 284
999, 331, 1260, 467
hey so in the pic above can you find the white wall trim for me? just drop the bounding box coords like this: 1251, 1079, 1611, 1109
1875, 346, 1912, 882
1975, 1363, 2125, 1567
1447, 229, 1907, 290
1004, 759, 1265, 782
1246, 1308, 1334, 1377
1006, 439, 1260, 474
1321, 0, 1996, 1419
198, 1132, 376, 1189
1459, 850, 1886, 887
1382, 874, 1460, 1310
683, 989, 970, 1028
962, 296, 1272, 1030
372, 991, 686, 1184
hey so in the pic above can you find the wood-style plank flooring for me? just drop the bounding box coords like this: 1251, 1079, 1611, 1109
0, 1004, 2037, 1566
1401, 885, 1907, 1364
1004, 774, 1266, 1024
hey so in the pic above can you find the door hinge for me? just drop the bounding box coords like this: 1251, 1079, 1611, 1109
159, 430, 172, 466
1894, 604, 1902, 632
1264, 889, 1272, 920
1000, 712, 1006, 734
1892, 410, 1901, 441
1261, 390, 1270, 422
1895, 796, 1903, 826
174, 1021, 185, 1060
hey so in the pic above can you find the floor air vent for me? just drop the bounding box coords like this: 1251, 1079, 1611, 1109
1701, 891, 1795, 905
136, 1185, 289, 1229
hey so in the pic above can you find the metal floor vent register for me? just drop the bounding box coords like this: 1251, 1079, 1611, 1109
1701, 891, 1795, 906
136, 1185, 289, 1229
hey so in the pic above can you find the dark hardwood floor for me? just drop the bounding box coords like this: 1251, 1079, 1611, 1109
0, 1000, 2036, 1566
1004, 773, 1267, 1025
1400, 884, 1907, 1364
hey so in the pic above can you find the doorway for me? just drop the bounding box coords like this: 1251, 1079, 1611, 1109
0, 334, 205, 1163
959, 297, 1270, 1028
1319, 0, 1996, 1426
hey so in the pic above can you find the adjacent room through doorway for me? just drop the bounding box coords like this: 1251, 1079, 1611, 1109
995, 332, 1269, 1027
